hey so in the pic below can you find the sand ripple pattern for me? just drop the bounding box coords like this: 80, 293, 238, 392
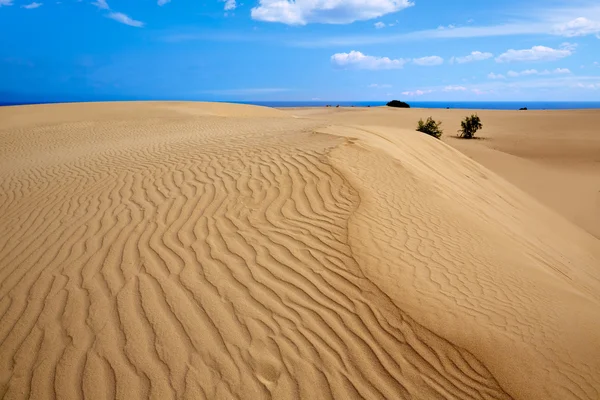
0, 104, 510, 399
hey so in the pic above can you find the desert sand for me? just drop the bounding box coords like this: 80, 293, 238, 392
289, 107, 600, 239
0, 102, 599, 399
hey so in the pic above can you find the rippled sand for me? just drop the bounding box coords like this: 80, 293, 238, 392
1, 102, 599, 399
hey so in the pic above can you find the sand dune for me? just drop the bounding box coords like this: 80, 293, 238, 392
288, 107, 600, 239
1, 102, 599, 399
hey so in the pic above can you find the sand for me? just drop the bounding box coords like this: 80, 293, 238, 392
0, 102, 599, 399
288, 107, 600, 239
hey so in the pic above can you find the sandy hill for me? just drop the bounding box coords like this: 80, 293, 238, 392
0, 102, 599, 399
288, 106, 600, 239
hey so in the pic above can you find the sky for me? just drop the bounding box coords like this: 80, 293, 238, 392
1, 0, 600, 102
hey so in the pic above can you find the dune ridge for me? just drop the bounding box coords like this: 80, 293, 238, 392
1, 102, 599, 399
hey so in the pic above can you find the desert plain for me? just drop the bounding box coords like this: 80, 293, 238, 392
0, 102, 599, 399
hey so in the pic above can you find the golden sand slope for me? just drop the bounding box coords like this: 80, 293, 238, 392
0, 102, 599, 399
287, 107, 600, 238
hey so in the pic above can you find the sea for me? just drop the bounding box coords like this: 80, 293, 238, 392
243, 101, 600, 110
2, 100, 600, 110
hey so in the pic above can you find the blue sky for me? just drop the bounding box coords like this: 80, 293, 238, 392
1, 0, 600, 102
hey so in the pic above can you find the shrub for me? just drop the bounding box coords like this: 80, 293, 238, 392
458, 114, 483, 139
519, 107, 528, 111
416, 117, 443, 139
387, 100, 410, 108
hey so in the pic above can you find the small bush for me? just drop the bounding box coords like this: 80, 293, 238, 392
458, 114, 483, 139
519, 107, 528, 111
416, 117, 443, 139
387, 100, 410, 108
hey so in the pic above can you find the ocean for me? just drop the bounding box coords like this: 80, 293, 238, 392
244, 101, 600, 110
2, 100, 600, 110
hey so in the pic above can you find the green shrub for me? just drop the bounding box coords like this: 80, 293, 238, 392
416, 117, 443, 139
387, 100, 410, 108
458, 114, 483, 139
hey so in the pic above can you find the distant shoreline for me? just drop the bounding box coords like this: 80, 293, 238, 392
2, 100, 600, 111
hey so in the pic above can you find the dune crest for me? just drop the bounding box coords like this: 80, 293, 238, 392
1, 102, 599, 399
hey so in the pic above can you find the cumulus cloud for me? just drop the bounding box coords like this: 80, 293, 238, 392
369, 83, 392, 88
0, 0, 13, 6
251, 0, 414, 25
413, 55, 443, 66
518, 69, 542, 76
22, 1, 42, 8
401, 89, 433, 96
331, 51, 407, 70
553, 17, 600, 37
443, 85, 467, 91
107, 12, 144, 27
495, 44, 575, 63
451, 51, 493, 64
374, 22, 386, 29
488, 73, 506, 80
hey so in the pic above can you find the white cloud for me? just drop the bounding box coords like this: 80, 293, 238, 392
22, 1, 41, 8
451, 51, 493, 64
158, 0, 170, 6
331, 51, 407, 70
92, 0, 108, 9
401, 89, 433, 96
440, 75, 600, 96
251, 0, 414, 25
553, 17, 600, 37
107, 12, 144, 27
413, 55, 443, 66
374, 22, 386, 29
505, 68, 571, 77
369, 83, 392, 88
496, 44, 574, 63
222, 0, 236, 10
443, 85, 467, 91
488, 73, 506, 80
0, 0, 13, 6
